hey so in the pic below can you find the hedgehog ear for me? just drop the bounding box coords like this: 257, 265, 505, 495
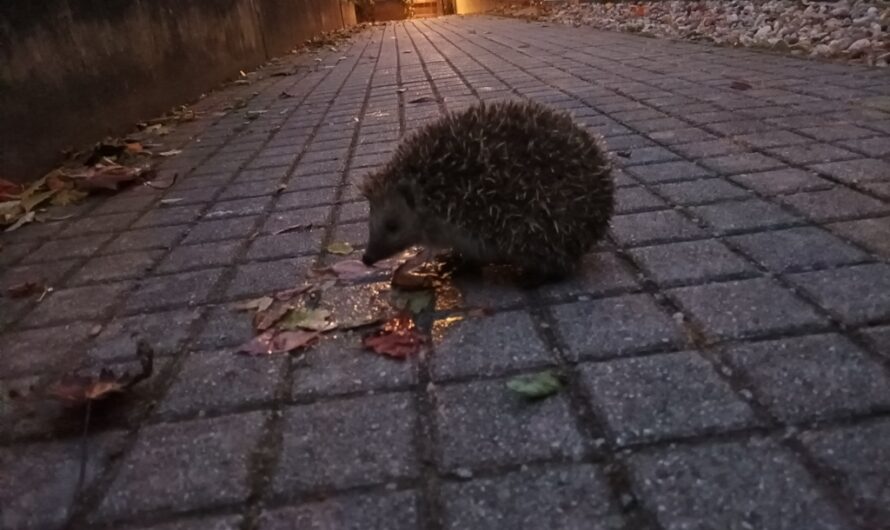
396, 182, 415, 209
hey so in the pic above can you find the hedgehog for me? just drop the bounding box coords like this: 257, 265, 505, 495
358, 99, 614, 283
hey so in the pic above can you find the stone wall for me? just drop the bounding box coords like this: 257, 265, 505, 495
0, 0, 356, 183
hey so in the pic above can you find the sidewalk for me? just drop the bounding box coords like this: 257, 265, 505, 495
2, 15, 890, 530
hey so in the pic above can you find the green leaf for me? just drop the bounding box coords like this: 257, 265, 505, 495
506, 371, 563, 400
279, 308, 336, 332
391, 290, 433, 314
326, 241, 354, 255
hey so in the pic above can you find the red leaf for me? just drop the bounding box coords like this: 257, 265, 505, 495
253, 301, 291, 331
239, 329, 319, 355
0, 178, 22, 200
330, 259, 378, 281
362, 314, 425, 359
65, 163, 147, 191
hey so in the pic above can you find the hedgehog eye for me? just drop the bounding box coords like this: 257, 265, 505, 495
384, 220, 399, 233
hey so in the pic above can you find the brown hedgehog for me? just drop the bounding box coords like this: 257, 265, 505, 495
358, 99, 614, 282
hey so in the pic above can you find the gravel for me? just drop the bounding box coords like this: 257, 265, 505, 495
492, 0, 890, 67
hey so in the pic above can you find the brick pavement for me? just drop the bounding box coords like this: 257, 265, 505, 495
2, 15, 890, 530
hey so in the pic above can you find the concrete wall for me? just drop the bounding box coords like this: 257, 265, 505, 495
0, 0, 356, 183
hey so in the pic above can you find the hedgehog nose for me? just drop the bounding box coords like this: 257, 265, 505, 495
361, 253, 375, 266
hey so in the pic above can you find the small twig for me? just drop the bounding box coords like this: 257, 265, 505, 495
143, 171, 177, 190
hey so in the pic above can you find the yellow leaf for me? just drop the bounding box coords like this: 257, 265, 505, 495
326, 241, 354, 255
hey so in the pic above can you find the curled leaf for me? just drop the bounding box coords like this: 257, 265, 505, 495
45, 341, 154, 406
330, 259, 378, 281
279, 308, 336, 332
233, 296, 274, 312
506, 371, 563, 400
239, 329, 319, 355
326, 241, 354, 255
253, 301, 291, 331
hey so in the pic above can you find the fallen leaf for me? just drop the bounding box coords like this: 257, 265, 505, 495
408, 96, 434, 104
326, 241, 354, 255
631, 4, 647, 16
6, 280, 45, 298
279, 91, 296, 99
274, 285, 311, 301
468, 307, 494, 318
280, 308, 336, 332
159, 198, 183, 206
233, 296, 275, 312
330, 259, 378, 281
0, 179, 21, 200
616, 150, 631, 158
239, 329, 319, 355
272, 222, 313, 235
391, 257, 436, 290
158, 150, 182, 157
729, 80, 752, 91
45, 341, 154, 406
50, 188, 88, 206
397, 88, 407, 93
391, 290, 433, 315
362, 314, 425, 359
506, 371, 563, 400
65, 163, 146, 191
253, 301, 292, 331
5, 211, 35, 232
125, 141, 144, 154
276, 184, 287, 194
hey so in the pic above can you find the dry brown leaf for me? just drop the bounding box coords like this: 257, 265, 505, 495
330, 259, 378, 281
391, 257, 436, 291
65, 163, 146, 191
253, 301, 292, 331
233, 296, 275, 312
274, 285, 311, 301
44, 342, 154, 406
239, 329, 319, 355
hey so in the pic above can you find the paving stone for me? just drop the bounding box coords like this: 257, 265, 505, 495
653, 178, 749, 205
261, 206, 330, 234
614, 186, 667, 213
863, 181, 890, 200
537, 251, 641, 300
647, 127, 716, 145
219, 179, 287, 200
157, 350, 286, 418
225, 257, 312, 299
156, 241, 242, 273
581, 352, 756, 445
552, 294, 684, 360
70, 250, 163, 284
810, 158, 890, 185
275, 188, 338, 210
779, 188, 890, 222
827, 216, 890, 258
162, 185, 220, 205
430, 310, 553, 381
727, 227, 869, 273
448, 269, 529, 310
669, 277, 826, 340
441, 465, 624, 530
786, 264, 890, 325
21, 281, 131, 327
0, 322, 96, 377
627, 439, 852, 530
245, 230, 324, 260
729, 168, 833, 195
0, 241, 37, 267
0, 433, 124, 530
861, 325, 890, 357
204, 196, 271, 219
57, 211, 141, 237
841, 136, 890, 158
191, 304, 255, 350
338, 200, 370, 222
119, 515, 243, 530
800, 419, 890, 530
1, 220, 64, 244
329, 221, 368, 251
690, 198, 801, 234
22, 234, 113, 263
103, 225, 189, 253
133, 204, 203, 228
734, 129, 811, 148
435, 378, 586, 471
764, 143, 858, 166
273, 393, 418, 495
620, 146, 681, 166
797, 124, 876, 142
670, 139, 746, 159
182, 216, 260, 244
699, 153, 785, 175
0, 259, 78, 292
625, 160, 712, 184
610, 210, 707, 246
292, 333, 417, 398
630, 239, 755, 286
122, 268, 224, 314
724, 333, 890, 422
96, 412, 265, 522
259, 491, 419, 530
87, 308, 200, 362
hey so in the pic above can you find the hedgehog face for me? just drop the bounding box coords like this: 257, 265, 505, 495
362, 186, 421, 265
